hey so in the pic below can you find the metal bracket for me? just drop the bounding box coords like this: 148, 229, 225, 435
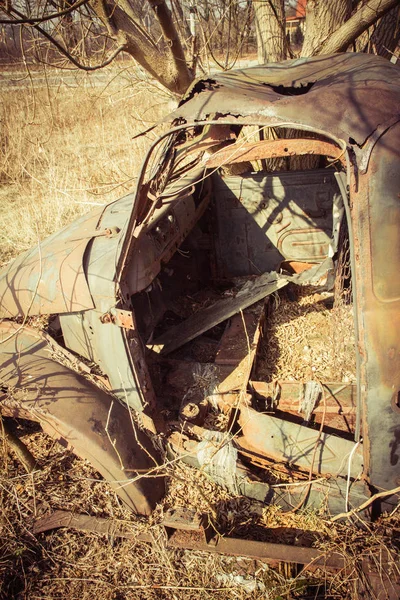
115, 309, 135, 330
31, 508, 400, 598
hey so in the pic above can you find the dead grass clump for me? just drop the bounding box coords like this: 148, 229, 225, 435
0, 67, 173, 265
257, 287, 356, 383
0, 423, 303, 600
1, 418, 399, 599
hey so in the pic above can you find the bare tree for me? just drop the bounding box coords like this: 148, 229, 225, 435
316, 0, 400, 55
0, 0, 399, 96
301, 0, 352, 56
0, 0, 193, 93
255, 0, 400, 62
355, 4, 400, 59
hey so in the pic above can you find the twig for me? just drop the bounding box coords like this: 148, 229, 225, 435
0, 0, 88, 25
331, 486, 400, 522
104, 400, 125, 471
8, 5, 126, 72
0, 416, 37, 473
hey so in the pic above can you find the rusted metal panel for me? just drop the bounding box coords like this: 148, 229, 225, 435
351, 123, 400, 505
60, 309, 152, 414
211, 170, 338, 278
57, 193, 160, 415
204, 138, 343, 168
0, 321, 165, 514
168, 424, 369, 512
115, 309, 135, 330
125, 177, 212, 295
0, 205, 104, 318
169, 54, 400, 145
251, 381, 356, 432
225, 401, 364, 478
150, 272, 287, 355
0, 191, 136, 320
33, 510, 152, 541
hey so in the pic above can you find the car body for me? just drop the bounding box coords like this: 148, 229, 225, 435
1, 52, 399, 516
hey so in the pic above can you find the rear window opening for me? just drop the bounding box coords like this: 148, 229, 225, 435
269, 81, 315, 96
129, 125, 357, 466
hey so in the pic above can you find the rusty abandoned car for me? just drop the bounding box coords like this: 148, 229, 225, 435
1, 53, 400, 525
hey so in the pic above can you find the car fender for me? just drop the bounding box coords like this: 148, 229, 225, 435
0, 321, 165, 514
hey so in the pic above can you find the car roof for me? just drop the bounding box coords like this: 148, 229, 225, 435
168, 53, 400, 145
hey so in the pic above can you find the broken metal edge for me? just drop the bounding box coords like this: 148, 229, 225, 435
0, 321, 165, 515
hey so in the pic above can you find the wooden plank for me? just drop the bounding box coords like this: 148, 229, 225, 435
215, 310, 261, 365
149, 273, 287, 356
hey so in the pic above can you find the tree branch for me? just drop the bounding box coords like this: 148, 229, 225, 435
315, 0, 400, 55
331, 485, 400, 522
147, 0, 192, 88
1, 416, 37, 473
0, 0, 89, 25
8, 5, 126, 71
89, 0, 192, 93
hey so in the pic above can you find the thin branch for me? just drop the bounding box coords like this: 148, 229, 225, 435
8, 5, 125, 71
0, 0, 89, 25
0, 416, 37, 473
331, 485, 400, 522
147, 0, 192, 88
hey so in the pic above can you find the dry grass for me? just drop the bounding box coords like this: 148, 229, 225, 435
1, 424, 399, 600
257, 287, 356, 383
0, 425, 311, 600
0, 65, 173, 264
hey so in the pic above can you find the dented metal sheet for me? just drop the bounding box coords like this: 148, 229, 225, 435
351, 122, 400, 503
0, 321, 165, 514
0, 205, 104, 318
229, 402, 364, 478
211, 169, 339, 277
172, 53, 400, 145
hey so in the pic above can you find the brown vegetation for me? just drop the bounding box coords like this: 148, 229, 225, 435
0, 65, 172, 264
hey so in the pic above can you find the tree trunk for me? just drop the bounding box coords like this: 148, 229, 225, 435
316, 0, 400, 55
355, 5, 400, 59
302, 0, 352, 56
253, 0, 288, 63
89, 0, 193, 94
